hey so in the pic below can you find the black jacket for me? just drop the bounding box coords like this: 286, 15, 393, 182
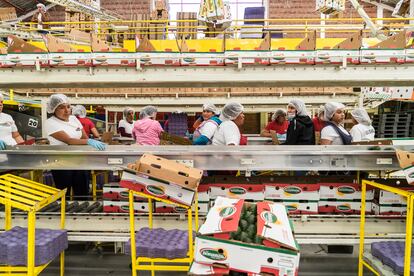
284, 115, 315, 145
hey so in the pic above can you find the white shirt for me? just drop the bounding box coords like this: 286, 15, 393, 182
321, 125, 349, 145
118, 119, 134, 136
37, 13, 43, 29
45, 115, 83, 145
0, 113, 18, 146
212, 120, 240, 146
350, 124, 375, 142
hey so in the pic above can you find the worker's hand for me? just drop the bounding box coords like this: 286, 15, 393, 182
87, 139, 106, 151
0, 140, 6, 150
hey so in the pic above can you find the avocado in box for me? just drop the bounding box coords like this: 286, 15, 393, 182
195, 196, 300, 276
120, 154, 203, 206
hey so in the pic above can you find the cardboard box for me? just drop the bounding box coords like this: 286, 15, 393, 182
103, 200, 152, 213
128, 154, 203, 191
120, 171, 196, 206
266, 200, 318, 215
263, 177, 320, 201
180, 51, 224, 66
195, 197, 300, 275
197, 183, 210, 202
209, 184, 265, 201
360, 49, 405, 64
225, 50, 270, 65
48, 52, 92, 66
318, 200, 372, 214
371, 202, 406, 215
406, 48, 414, 63
270, 50, 315, 65
103, 182, 147, 201
318, 177, 374, 200
92, 52, 136, 66
395, 150, 414, 184
189, 261, 230, 275
315, 50, 360, 64
137, 52, 181, 66
154, 201, 209, 215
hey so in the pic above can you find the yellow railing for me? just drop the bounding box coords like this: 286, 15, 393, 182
358, 179, 414, 276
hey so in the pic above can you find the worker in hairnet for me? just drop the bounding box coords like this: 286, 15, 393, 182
118, 107, 135, 137
0, 93, 24, 150
132, 106, 163, 145
320, 102, 352, 145
284, 99, 315, 145
31, 3, 50, 32
72, 105, 100, 139
350, 108, 375, 142
312, 105, 326, 133
260, 108, 289, 141
212, 102, 245, 146
44, 94, 106, 196
193, 103, 221, 145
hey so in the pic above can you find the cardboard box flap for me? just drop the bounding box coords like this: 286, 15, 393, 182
332, 31, 362, 50
43, 34, 75, 52
7, 35, 47, 53
160, 131, 192, 145
0, 47, 6, 54
199, 196, 244, 235
370, 30, 407, 49
295, 31, 316, 50
188, 261, 230, 275
136, 36, 156, 52
136, 154, 203, 190
396, 149, 414, 169
258, 32, 271, 51
351, 139, 393, 145
91, 33, 111, 52
66, 29, 91, 43
180, 38, 189, 52
256, 202, 298, 251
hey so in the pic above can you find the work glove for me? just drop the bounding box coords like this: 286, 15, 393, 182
87, 139, 106, 151
0, 140, 6, 150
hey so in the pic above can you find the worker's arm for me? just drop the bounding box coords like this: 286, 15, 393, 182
50, 131, 88, 145
12, 131, 24, 144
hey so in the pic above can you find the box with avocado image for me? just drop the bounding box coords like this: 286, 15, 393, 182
194, 196, 300, 275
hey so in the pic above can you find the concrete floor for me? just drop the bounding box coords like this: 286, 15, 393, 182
41, 243, 375, 276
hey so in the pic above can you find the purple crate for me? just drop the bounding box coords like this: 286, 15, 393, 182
125, 227, 191, 259
371, 241, 414, 276
0, 226, 68, 266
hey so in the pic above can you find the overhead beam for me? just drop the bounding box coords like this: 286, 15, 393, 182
361, 0, 395, 12
1, 65, 414, 88
0, 0, 24, 12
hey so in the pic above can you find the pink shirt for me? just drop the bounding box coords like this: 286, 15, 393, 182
132, 118, 163, 145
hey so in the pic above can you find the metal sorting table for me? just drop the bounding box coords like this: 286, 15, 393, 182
0, 145, 411, 171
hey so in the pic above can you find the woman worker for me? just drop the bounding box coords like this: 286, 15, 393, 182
212, 102, 245, 146
350, 108, 375, 142
72, 105, 100, 138
132, 105, 163, 145
260, 108, 289, 141
0, 93, 24, 149
44, 94, 106, 196
320, 102, 352, 145
118, 107, 135, 137
193, 103, 221, 145
284, 99, 315, 145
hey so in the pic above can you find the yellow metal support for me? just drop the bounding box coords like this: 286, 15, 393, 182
27, 211, 36, 276
129, 190, 137, 276
9, 89, 13, 101
91, 170, 97, 201
359, 179, 414, 276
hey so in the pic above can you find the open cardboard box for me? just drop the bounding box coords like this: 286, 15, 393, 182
271, 31, 316, 65
360, 31, 407, 64
225, 34, 271, 65
395, 149, 414, 184
195, 196, 300, 275
127, 153, 203, 190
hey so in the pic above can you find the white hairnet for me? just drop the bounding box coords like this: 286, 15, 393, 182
324, 102, 345, 121
72, 105, 87, 118
37, 3, 46, 11
203, 103, 219, 115
123, 107, 134, 119
139, 105, 157, 119
318, 105, 325, 116
47, 94, 69, 114
271, 109, 286, 121
288, 99, 308, 116
351, 108, 372, 125
219, 102, 244, 121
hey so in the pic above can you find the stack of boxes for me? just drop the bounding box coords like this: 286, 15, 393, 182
372, 179, 413, 215
176, 12, 198, 40
120, 154, 203, 211
127, 14, 150, 40
103, 182, 152, 213
318, 177, 374, 214
149, 0, 169, 40
316, 0, 345, 15
65, 0, 98, 33
190, 196, 300, 275
263, 177, 320, 214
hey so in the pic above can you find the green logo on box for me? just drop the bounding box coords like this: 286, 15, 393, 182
146, 185, 165, 196
338, 186, 356, 194
200, 248, 226, 261
286, 205, 297, 212
229, 187, 247, 195
219, 206, 236, 218
173, 206, 187, 213
261, 211, 277, 224
120, 191, 129, 198
283, 186, 302, 195
337, 205, 351, 211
